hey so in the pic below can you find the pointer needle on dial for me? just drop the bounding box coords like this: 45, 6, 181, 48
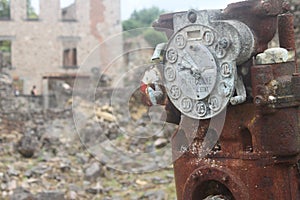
182, 50, 212, 73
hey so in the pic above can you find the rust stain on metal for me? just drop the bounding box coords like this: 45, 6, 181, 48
152, 0, 300, 199
278, 13, 296, 50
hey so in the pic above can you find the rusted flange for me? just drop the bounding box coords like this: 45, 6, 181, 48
182, 166, 249, 200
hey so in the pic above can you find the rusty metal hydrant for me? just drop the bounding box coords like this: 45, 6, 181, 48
141, 0, 300, 199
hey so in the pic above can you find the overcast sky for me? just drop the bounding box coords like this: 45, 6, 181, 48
31, 0, 76, 14
31, 0, 241, 20
121, 0, 241, 20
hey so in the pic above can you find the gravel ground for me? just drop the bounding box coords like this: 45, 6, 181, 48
0, 73, 177, 200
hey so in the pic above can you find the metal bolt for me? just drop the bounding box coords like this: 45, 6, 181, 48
254, 96, 263, 105
218, 38, 229, 49
188, 11, 197, 23
255, 99, 261, 105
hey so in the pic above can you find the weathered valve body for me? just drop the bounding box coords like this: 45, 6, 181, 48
151, 0, 300, 199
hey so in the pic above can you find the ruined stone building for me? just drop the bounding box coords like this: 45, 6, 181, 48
291, 0, 300, 67
0, 0, 122, 94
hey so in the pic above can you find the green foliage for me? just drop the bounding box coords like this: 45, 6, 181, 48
143, 29, 167, 47
0, 0, 10, 19
122, 6, 165, 31
122, 21, 144, 38
122, 19, 143, 31
0, 40, 11, 52
0, 40, 11, 68
122, 6, 167, 46
130, 7, 163, 28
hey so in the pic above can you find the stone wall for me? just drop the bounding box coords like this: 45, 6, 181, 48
0, 0, 122, 94
291, 0, 300, 66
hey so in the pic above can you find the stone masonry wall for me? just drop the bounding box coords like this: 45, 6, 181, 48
0, 0, 122, 94
291, 0, 300, 67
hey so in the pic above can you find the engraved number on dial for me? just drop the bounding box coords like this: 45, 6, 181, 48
208, 96, 220, 111
195, 102, 207, 117
166, 48, 178, 63
181, 98, 193, 112
164, 66, 176, 81
170, 85, 181, 99
221, 62, 232, 77
175, 34, 186, 49
203, 31, 214, 46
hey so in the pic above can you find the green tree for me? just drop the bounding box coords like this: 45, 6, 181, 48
0, 40, 11, 52
123, 6, 165, 31
122, 6, 167, 46
143, 28, 167, 47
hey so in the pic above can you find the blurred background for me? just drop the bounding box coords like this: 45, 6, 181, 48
0, 0, 299, 199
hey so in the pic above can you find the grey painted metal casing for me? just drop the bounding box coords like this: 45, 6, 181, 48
163, 10, 255, 119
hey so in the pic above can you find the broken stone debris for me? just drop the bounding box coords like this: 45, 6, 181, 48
0, 72, 176, 199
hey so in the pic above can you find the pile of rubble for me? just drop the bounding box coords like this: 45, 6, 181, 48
0, 72, 177, 199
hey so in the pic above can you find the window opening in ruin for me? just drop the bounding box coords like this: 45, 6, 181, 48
61, 0, 76, 21
13, 77, 23, 95
60, 37, 79, 68
63, 48, 77, 68
0, 40, 11, 69
0, 0, 10, 20
27, 0, 39, 20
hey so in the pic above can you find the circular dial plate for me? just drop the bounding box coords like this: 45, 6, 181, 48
164, 25, 236, 119
177, 45, 217, 100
